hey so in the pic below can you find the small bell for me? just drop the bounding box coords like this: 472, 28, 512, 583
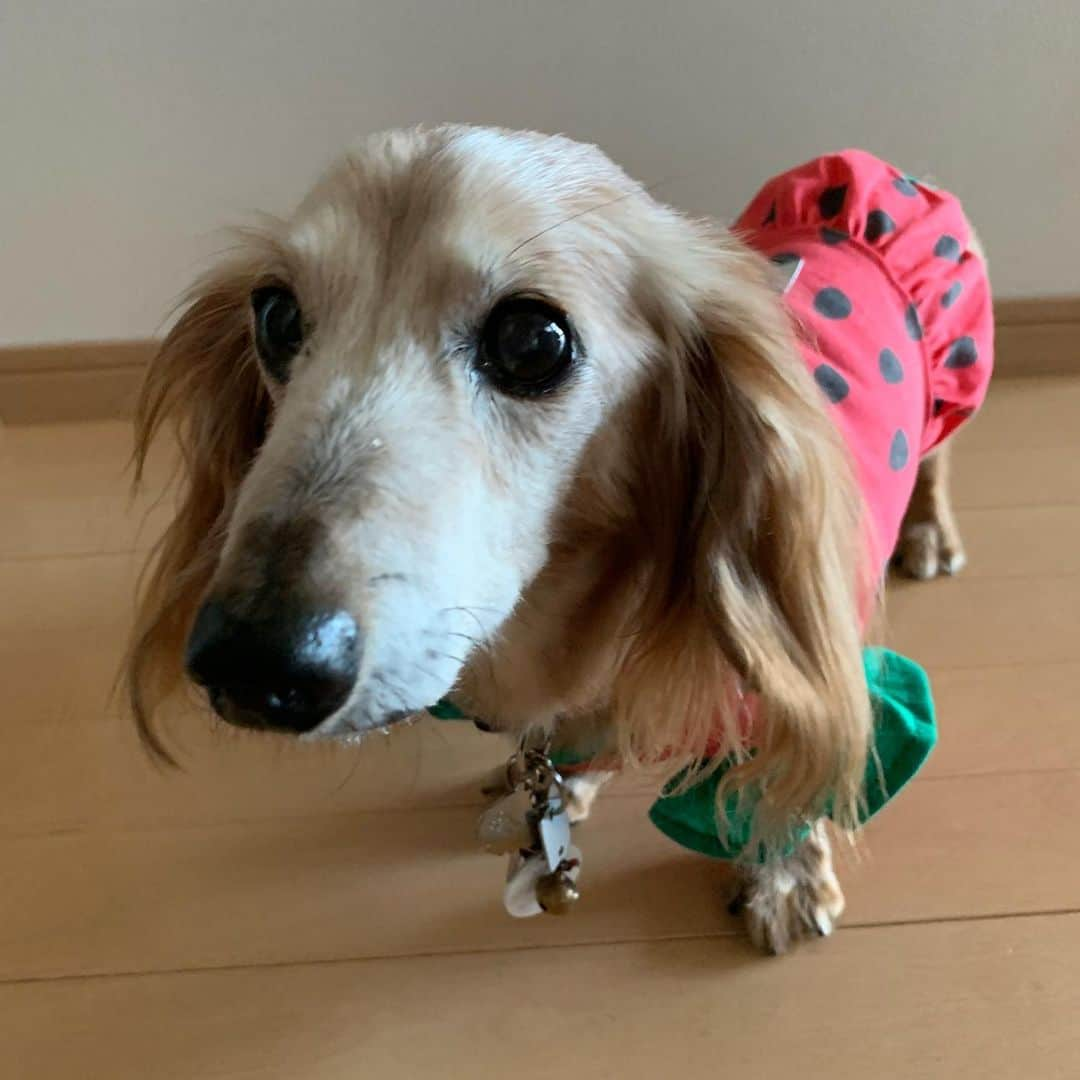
535, 864, 581, 915
503, 846, 583, 919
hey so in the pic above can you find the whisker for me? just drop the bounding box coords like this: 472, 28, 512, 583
329, 748, 364, 795
425, 650, 469, 668
409, 659, 450, 685
499, 173, 690, 265
501, 190, 642, 264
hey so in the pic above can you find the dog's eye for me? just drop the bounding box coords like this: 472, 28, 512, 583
479, 297, 575, 395
252, 286, 304, 382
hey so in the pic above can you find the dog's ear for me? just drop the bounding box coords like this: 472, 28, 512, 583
613, 231, 873, 842
126, 258, 271, 761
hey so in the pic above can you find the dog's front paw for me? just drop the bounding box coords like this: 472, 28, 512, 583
896, 520, 966, 580
562, 770, 615, 824
729, 821, 845, 955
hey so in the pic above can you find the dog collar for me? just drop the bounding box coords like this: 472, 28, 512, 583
426, 698, 468, 721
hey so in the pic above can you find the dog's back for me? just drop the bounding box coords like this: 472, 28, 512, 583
734, 150, 993, 577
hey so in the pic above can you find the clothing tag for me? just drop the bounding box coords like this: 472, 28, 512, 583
769, 253, 804, 294
537, 786, 572, 873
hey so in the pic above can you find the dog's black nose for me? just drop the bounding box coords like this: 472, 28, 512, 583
185, 599, 360, 733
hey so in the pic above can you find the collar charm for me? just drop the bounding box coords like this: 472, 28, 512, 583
476, 734, 583, 917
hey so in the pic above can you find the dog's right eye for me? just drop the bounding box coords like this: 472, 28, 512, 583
252, 286, 304, 382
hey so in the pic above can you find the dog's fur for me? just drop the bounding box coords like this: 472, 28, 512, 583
128, 125, 970, 951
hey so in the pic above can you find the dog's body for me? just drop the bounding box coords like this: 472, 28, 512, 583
129, 126, 991, 953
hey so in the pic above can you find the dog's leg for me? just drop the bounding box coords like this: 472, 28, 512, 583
562, 770, 616, 824
729, 820, 845, 955
896, 442, 966, 579
480, 761, 613, 824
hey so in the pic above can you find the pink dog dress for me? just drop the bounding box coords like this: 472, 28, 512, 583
734, 150, 994, 576
636, 153, 994, 858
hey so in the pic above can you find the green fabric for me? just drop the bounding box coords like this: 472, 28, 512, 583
431, 646, 937, 864
427, 698, 468, 720
646, 647, 936, 860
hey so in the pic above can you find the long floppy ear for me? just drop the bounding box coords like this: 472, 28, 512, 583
126, 258, 271, 761
613, 230, 873, 845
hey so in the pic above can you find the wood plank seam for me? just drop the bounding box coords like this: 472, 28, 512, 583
3, 908, 1079, 990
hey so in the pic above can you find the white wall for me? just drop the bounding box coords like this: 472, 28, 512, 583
2, 0, 1078, 345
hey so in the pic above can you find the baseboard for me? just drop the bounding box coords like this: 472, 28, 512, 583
2, 298, 1077, 425
0, 341, 154, 424
992, 296, 1080, 382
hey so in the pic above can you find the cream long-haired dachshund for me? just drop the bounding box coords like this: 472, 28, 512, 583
128, 126, 992, 953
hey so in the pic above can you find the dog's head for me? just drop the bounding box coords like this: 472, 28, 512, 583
130, 126, 870, 833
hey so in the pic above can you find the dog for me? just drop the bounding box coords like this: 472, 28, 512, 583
127, 126, 992, 953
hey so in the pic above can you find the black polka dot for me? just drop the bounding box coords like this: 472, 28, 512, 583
945, 336, 979, 368
818, 184, 848, 219
814, 363, 850, 403
932, 398, 946, 416
820, 227, 848, 245
813, 287, 852, 319
763, 201, 776, 226
878, 348, 904, 383
934, 234, 962, 262
864, 209, 895, 243
893, 176, 918, 197
941, 281, 963, 308
904, 303, 923, 341
889, 429, 910, 471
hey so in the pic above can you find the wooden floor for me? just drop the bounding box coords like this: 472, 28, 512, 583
2, 376, 1079, 1079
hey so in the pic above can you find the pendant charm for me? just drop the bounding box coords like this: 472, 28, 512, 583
535, 862, 581, 914
481, 731, 585, 918
503, 845, 583, 918
476, 787, 535, 854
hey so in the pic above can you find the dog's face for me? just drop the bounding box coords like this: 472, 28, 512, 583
133, 124, 870, 841
181, 127, 672, 735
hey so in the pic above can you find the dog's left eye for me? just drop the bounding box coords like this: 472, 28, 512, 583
252, 286, 304, 382
478, 297, 575, 395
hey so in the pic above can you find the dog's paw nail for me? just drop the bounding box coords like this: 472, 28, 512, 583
941, 549, 967, 575
897, 521, 967, 581
738, 821, 844, 955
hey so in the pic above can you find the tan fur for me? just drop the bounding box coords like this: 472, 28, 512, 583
732, 820, 846, 954
457, 224, 874, 844
128, 254, 272, 761
128, 124, 875, 855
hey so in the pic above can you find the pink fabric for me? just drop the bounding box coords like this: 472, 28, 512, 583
734, 150, 994, 576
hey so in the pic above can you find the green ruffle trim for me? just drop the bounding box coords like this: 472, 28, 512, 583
432, 646, 937, 863
645, 647, 936, 860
